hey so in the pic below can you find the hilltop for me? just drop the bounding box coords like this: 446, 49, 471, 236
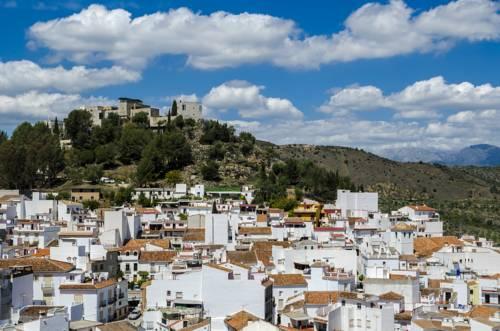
269, 144, 500, 201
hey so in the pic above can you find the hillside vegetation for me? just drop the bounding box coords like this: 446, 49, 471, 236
1, 113, 499, 241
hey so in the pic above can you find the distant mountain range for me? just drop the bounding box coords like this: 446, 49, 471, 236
379, 144, 500, 166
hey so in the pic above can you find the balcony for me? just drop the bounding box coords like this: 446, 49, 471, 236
118, 292, 125, 299
41, 285, 54, 295
100, 300, 107, 308
108, 297, 116, 304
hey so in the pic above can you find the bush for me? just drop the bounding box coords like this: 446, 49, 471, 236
201, 161, 220, 181
83, 199, 100, 211
271, 197, 298, 211
83, 164, 103, 184
199, 120, 236, 144
131, 112, 149, 128
208, 143, 225, 160
165, 170, 183, 186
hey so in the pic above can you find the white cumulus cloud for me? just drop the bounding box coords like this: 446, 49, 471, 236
202, 80, 303, 119
320, 76, 500, 119
27, 0, 500, 70
0, 91, 112, 120
0, 60, 140, 94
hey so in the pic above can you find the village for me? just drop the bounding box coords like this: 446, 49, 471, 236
0, 181, 499, 331
0, 2, 499, 330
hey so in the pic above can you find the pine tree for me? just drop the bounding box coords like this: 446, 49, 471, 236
171, 100, 178, 116
53, 117, 60, 137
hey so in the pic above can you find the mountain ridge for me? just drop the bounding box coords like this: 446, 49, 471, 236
378, 144, 500, 166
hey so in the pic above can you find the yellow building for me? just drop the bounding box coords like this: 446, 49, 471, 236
468, 280, 480, 305
292, 202, 322, 222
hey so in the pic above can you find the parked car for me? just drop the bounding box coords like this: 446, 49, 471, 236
128, 309, 141, 320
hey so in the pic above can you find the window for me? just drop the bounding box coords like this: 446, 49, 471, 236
125, 264, 130, 271
167, 290, 171, 296
176, 292, 183, 299
74, 294, 83, 304
133, 263, 138, 271
357, 303, 362, 309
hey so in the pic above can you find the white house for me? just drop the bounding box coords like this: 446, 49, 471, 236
145, 264, 273, 330
335, 190, 378, 218
59, 278, 128, 323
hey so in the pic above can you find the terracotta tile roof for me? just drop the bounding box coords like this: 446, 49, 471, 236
391, 223, 416, 232
20, 305, 65, 318
348, 217, 367, 224
227, 251, 258, 267
479, 273, 500, 280
413, 319, 443, 329
96, 321, 136, 331
178, 319, 211, 331
252, 241, 291, 267
414, 236, 463, 257
119, 239, 171, 252
399, 254, 418, 262
389, 274, 416, 281
269, 208, 284, 214
224, 310, 260, 330
60, 278, 117, 290
408, 204, 436, 212
135, 207, 160, 215
239, 227, 272, 235
379, 291, 404, 301
467, 305, 500, 319
394, 311, 412, 321
304, 291, 358, 305
0, 194, 20, 202
206, 263, 232, 273
256, 214, 268, 223
32, 248, 50, 257
139, 251, 177, 263
284, 217, 305, 224
428, 279, 446, 289
183, 228, 205, 242
270, 274, 307, 287
0, 258, 74, 273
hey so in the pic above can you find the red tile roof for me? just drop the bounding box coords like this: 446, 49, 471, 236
270, 274, 307, 287
0, 258, 74, 273
60, 278, 117, 290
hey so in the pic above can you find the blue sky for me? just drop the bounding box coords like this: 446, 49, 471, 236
0, 0, 499, 153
